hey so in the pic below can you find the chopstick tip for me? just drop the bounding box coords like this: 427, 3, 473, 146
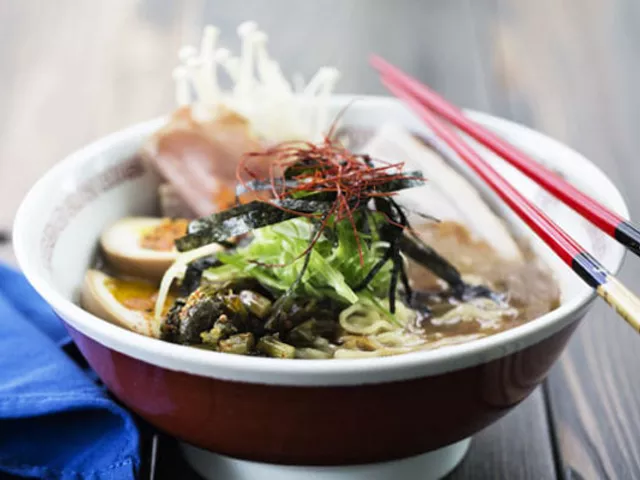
369, 54, 388, 70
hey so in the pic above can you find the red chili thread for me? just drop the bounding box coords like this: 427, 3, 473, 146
236, 121, 424, 267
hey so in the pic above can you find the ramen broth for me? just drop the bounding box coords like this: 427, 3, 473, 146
407, 221, 560, 340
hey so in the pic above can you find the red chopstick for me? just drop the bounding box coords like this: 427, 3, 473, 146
370, 55, 640, 259
373, 61, 640, 332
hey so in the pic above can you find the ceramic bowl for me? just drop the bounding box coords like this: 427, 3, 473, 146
13, 96, 628, 480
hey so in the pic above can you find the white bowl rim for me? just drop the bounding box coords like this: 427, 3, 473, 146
13, 94, 629, 386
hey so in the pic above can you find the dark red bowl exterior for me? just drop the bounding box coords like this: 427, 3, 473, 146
68, 320, 578, 466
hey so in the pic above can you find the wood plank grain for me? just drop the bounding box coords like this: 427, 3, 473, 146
448, 389, 556, 479
0, 1, 559, 478
493, 1, 640, 478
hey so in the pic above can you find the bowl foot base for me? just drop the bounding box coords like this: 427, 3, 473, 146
180, 438, 471, 480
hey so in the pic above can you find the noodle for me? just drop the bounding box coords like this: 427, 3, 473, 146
433, 298, 518, 330
338, 299, 416, 335
339, 303, 394, 335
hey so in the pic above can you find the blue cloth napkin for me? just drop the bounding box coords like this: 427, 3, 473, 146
0, 264, 141, 479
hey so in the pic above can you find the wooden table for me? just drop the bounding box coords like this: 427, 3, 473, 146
2, 1, 639, 478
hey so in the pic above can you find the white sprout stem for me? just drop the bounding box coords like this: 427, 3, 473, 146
314, 68, 340, 141
302, 68, 332, 139
154, 242, 223, 322
199, 25, 220, 105
300, 67, 337, 140
292, 73, 305, 94
254, 34, 291, 96
236, 21, 258, 98
303, 67, 333, 97
179, 45, 197, 63
172, 67, 190, 106
215, 48, 239, 82
186, 57, 209, 105
253, 31, 270, 86
171, 22, 341, 143
267, 60, 292, 95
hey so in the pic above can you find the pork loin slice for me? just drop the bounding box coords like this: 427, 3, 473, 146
362, 122, 524, 263
142, 106, 273, 217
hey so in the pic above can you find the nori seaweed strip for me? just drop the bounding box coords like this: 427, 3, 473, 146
371, 172, 424, 194
384, 197, 489, 306
283, 157, 324, 179
408, 210, 440, 223
397, 235, 463, 288
362, 154, 374, 168
363, 197, 406, 310
359, 209, 372, 248
456, 283, 506, 304
388, 197, 410, 227
181, 256, 221, 296
386, 197, 465, 290
235, 179, 299, 198
176, 199, 333, 251
355, 198, 400, 300
399, 233, 505, 303
288, 191, 338, 202
235, 172, 423, 201
389, 198, 503, 303
353, 247, 393, 291
388, 254, 402, 314
386, 208, 404, 314
399, 259, 413, 304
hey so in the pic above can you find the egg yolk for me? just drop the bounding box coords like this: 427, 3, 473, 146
139, 218, 189, 251
105, 277, 175, 316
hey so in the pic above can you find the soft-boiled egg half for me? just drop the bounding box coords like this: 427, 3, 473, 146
100, 217, 189, 281
81, 270, 176, 338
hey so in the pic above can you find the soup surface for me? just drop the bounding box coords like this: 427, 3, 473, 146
408, 222, 560, 339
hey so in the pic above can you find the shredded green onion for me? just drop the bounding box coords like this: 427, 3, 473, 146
206, 215, 393, 305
